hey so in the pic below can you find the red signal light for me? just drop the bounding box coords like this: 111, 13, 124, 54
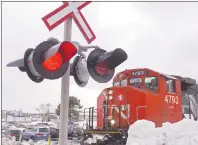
95, 60, 110, 76
59, 42, 77, 63
42, 52, 63, 71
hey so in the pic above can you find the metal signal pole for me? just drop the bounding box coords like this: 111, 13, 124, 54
59, 17, 72, 145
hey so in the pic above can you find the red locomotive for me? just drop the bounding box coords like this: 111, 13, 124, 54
81, 68, 198, 144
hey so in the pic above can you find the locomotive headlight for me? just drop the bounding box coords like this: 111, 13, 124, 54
109, 95, 113, 100
110, 119, 115, 125
109, 90, 113, 94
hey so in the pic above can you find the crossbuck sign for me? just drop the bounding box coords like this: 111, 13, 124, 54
42, 1, 96, 44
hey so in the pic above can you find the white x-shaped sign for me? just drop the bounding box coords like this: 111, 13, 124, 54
42, 1, 96, 44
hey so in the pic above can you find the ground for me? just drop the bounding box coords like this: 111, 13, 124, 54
2, 119, 198, 145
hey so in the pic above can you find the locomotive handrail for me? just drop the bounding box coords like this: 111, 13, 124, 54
136, 106, 148, 120
183, 92, 198, 120
83, 108, 90, 120
188, 96, 198, 120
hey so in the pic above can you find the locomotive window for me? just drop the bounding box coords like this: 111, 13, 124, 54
121, 105, 126, 110
113, 81, 120, 86
166, 78, 176, 93
121, 79, 127, 86
130, 78, 142, 87
145, 77, 158, 91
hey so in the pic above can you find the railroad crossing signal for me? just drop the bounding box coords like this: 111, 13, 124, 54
42, 1, 95, 44
41, 2, 96, 145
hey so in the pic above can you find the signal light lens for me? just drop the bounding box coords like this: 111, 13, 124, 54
59, 42, 77, 63
94, 60, 110, 76
42, 52, 63, 71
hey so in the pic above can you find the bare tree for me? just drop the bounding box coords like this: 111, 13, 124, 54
36, 103, 52, 121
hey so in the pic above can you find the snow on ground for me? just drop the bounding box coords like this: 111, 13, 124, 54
2, 119, 198, 145
2, 137, 79, 145
126, 119, 198, 145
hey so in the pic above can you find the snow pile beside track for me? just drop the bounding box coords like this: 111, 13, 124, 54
126, 119, 198, 145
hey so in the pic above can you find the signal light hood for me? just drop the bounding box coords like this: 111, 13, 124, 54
96, 48, 128, 70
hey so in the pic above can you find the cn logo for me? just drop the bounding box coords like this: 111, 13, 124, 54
118, 94, 123, 100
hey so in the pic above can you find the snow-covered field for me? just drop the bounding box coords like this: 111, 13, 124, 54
2, 119, 198, 145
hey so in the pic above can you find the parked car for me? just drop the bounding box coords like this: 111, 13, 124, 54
49, 123, 83, 141
68, 123, 83, 140
21, 127, 50, 141
49, 128, 59, 141
5, 128, 25, 141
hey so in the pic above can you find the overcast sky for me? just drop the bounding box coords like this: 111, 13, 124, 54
2, 2, 198, 113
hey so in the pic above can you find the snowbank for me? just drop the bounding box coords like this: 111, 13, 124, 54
126, 119, 198, 145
